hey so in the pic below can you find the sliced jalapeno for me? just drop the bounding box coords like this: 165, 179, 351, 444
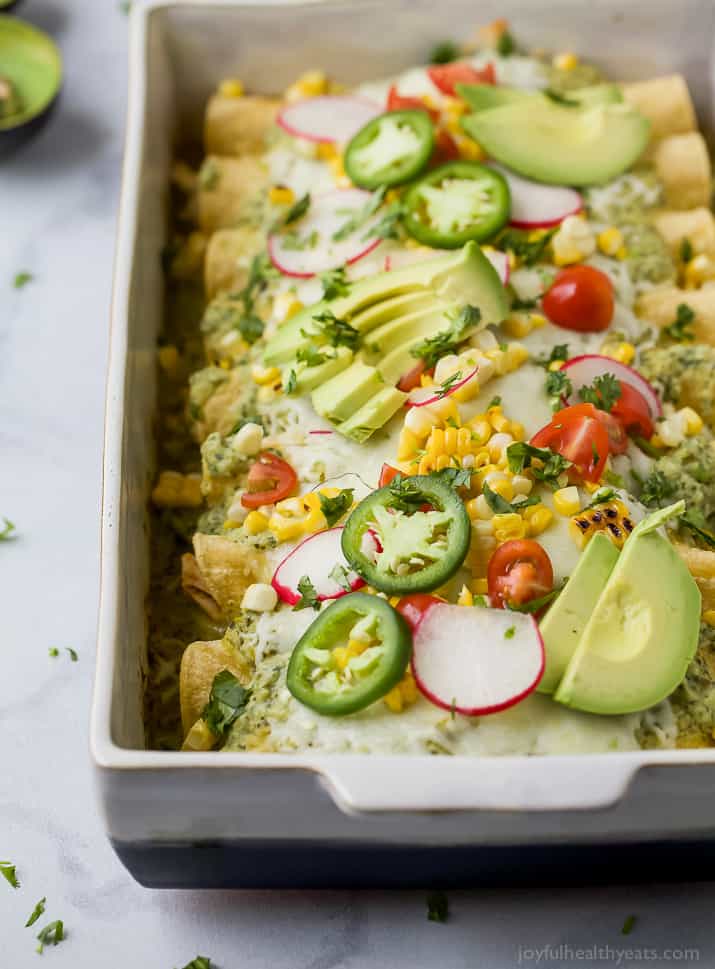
344, 109, 435, 190
403, 160, 510, 248
341, 474, 470, 594
286, 592, 412, 716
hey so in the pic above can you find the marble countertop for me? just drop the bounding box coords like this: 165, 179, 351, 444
2, 1, 715, 966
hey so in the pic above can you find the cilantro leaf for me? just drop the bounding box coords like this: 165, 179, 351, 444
386, 474, 427, 513
0, 518, 16, 541
482, 481, 542, 515
284, 370, 297, 395
178, 959, 213, 969
295, 345, 328, 367
433, 467, 473, 489
636, 468, 677, 507
664, 302, 695, 343
535, 344, 569, 369
333, 188, 386, 242
488, 395, 501, 408
201, 670, 251, 737
281, 229, 319, 251
506, 442, 572, 486
410, 305, 480, 369
507, 584, 563, 613
580, 488, 618, 512
430, 41, 459, 63
320, 266, 350, 301
496, 30, 516, 56
680, 237, 693, 263
498, 227, 557, 266
435, 370, 463, 398
282, 192, 311, 226
48, 648, 59, 657
26, 898, 46, 928
621, 915, 637, 936
504, 625, 516, 639
328, 563, 353, 592
36, 920, 64, 953
319, 488, 354, 527
13, 271, 33, 289
238, 314, 264, 344
545, 89, 579, 107
311, 310, 359, 349
680, 510, 715, 549
578, 372, 622, 412
544, 369, 572, 411
66, 648, 78, 662
0, 861, 19, 888
426, 890, 449, 923
363, 199, 406, 242
510, 296, 537, 311
293, 575, 320, 611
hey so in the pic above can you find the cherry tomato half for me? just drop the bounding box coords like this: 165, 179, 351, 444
386, 85, 439, 120
431, 127, 461, 165
542, 265, 614, 333
396, 593, 442, 632
610, 381, 655, 439
378, 463, 402, 488
594, 409, 629, 455
396, 360, 431, 392
427, 61, 496, 97
241, 452, 298, 509
487, 539, 554, 610
530, 403, 609, 483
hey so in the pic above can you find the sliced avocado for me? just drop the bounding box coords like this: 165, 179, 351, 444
461, 100, 650, 186
263, 241, 507, 366
554, 504, 700, 715
285, 346, 353, 395
538, 533, 619, 695
311, 360, 384, 424
337, 386, 407, 443
362, 304, 454, 363
349, 290, 438, 332
457, 82, 622, 114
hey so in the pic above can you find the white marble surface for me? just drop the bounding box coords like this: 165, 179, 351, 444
2, 1, 715, 967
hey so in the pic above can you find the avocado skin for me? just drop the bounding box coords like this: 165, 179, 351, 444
538, 533, 619, 695
554, 529, 701, 715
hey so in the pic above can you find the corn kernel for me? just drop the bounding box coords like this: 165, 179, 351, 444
455, 133, 485, 161
553, 486, 581, 517
457, 585, 474, 607
490, 411, 511, 433
601, 341, 635, 366
510, 421, 526, 442
273, 293, 304, 324
485, 475, 514, 502
269, 185, 295, 206
469, 418, 492, 446
525, 506, 554, 536
684, 254, 715, 288
597, 227, 624, 257
383, 686, 403, 713
493, 513, 527, 543
703, 610, 715, 627
553, 52, 579, 71
511, 474, 532, 496
285, 69, 328, 101
682, 407, 704, 435
583, 481, 600, 494
397, 427, 419, 461
472, 577, 489, 595
252, 364, 281, 386
219, 78, 244, 98
244, 511, 269, 535
158, 345, 180, 377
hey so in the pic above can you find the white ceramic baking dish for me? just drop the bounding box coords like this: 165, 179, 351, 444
92, 0, 715, 888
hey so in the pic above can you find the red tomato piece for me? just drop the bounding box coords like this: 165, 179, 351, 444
530, 403, 610, 483
241, 452, 298, 509
594, 409, 629, 455
386, 85, 439, 121
396, 593, 442, 632
542, 265, 614, 333
487, 540, 554, 610
427, 61, 496, 97
431, 127, 461, 165
396, 359, 433, 392
610, 381, 655, 439
378, 463, 402, 488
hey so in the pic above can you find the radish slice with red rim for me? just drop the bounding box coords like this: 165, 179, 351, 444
560, 354, 662, 420
271, 526, 368, 606
489, 163, 583, 229
276, 95, 382, 144
411, 603, 545, 715
483, 247, 509, 284
269, 188, 383, 277
407, 365, 480, 407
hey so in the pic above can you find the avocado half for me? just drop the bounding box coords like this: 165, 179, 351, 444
0, 15, 62, 151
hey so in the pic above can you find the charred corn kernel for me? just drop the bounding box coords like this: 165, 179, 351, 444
244, 510, 269, 535
158, 344, 180, 377
252, 364, 281, 386
285, 69, 328, 101
684, 254, 715, 288
219, 78, 244, 98
525, 506, 554, 536
493, 513, 527, 543
273, 292, 304, 324
682, 407, 704, 435
553, 51, 578, 70
152, 471, 203, 508
182, 718, 216, 752
553, 486, 580, 516
269, 185, 295, 205
384, 669, 418, 712
703, 610, 715, 627
511, 474, 532, 496
597, 226, 624, 257
601, 341, 635, 366
457, 585, 474, 607
569, 499, 634, 550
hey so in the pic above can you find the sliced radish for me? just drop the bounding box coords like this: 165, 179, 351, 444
561, 354, 662, 420
483, 247, 509, 284
276, 95, 382, 144
407, 365, 480, 407
411, 603, 544, 716
268, 188, 382, 277
271, 527, 366, 606
490, 163, 583, 229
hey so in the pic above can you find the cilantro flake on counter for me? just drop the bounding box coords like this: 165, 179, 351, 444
36, 920, 64, 953
0, 861, 19, 888
0, 518, 16, 541
504, 625, 516, 639
427, 890, 449, 923
26, 898, 46, 928
178, 958, 213, 969
13, 272, 33, 289
621, 914, 638, 936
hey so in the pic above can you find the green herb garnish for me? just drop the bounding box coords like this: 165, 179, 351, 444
296, 345, 328, 368
544, 369, 572, 411
410, 305, 480, 369
0, 861, 19, 888
535, 344, 569, 368
664, 302, 696, 342
604, 469, 626, 488
488, 395, 502, 408
311, 310, 359, 349
363, 199, 406, 242
426, 890, 449, 923
679, 237, 693, 263
13, 271, 33, 289
293, 575, 321, 611
429, 41, 459, 64
319, 488, 354, 527
504, 625, 516, 639
507, 585, 563, 614
482, 481, 541, 516
434, 467, 473, 489
36, 920, 64, 954
510, 296, 537, 311
636, 468, 677, 507
387, 475, 427, 513
580, 488, 618, 512
496, 30, 516, 56
178, 959, 213, 969
48, 648, 59, 658
545, 89, 579, 107
680, 510, 715, 549
26, 898, 46, 928
320, 266, 351, 300
435, 371, 463, 399
238, 314, 264, 344
499, 227, 557, 266
284, 370, 297, 394
0, 518, 16, 541
333, 187, 385, 242
282, 192, 311, 225
201, 670, 251, 737
506, 442, 572, 486
282, 229, 319, 251
328, 563, 353, 592
621, 915, 637, 936
578, 372, 622, 412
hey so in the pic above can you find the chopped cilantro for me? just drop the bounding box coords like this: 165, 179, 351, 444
510, 296, 537, 311
581, 488, 618, 512
386, 475, 427, 513
0, 861, 19, 888
545, 89, 579, 107
0, 518, 16, 541
482, 481, 541, 515
26, 898, 46, 928
435, 370, 463, 398
434, 467, 473, 489
636, 468, 676, 507
284, 370, 297, 395
496, 30, 516, 56
311, 310, 359, 349
578, 372, 622, 412
328, 563, 353, 592
679, 237, 693, 263
499, 227, 557, 266
681, 510, 715, 549
293, 575, 320, 611
426, 890, 449, 923
333, 188, 386, 242
36, 920, 64, 953
536, 344, 569, 369
506, 441, 572, 487
504, 625, 516, 639
320, 266, 350, 301
363, 199, 406, 242
663, 302, 695, 343
282, 192, 311, 225
319, 488, 354, 527
429, 41, 459, 63
507, 584, 563, 613
238, 314, 264, 344
488, 395, 502, 408
201, 670, 251, 737
621, 915, 637, 936
282, 229, 319, 251
603, 468, 626, 488
296, 345, 328, 367
48, 648, 59, 658
178, 959, 213, 969
544, 369, 572, 411
473, 594, 487, 607
410, 305, 480, 368
13, 271, 33, 289
66, 648, 78, 662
